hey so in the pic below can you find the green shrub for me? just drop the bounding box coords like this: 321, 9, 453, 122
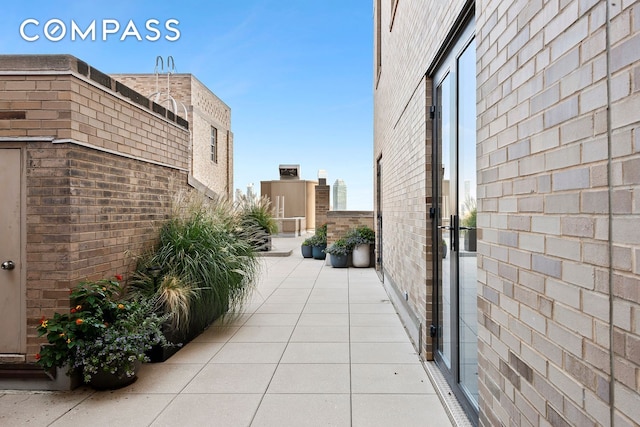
345, 225, 375, 247
324, 238, 352, 256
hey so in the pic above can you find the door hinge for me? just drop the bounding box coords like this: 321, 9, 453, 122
429, 324, 437, 338
429, 105, 436, 119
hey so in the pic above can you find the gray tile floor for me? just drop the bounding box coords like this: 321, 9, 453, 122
0, 236, 454, 427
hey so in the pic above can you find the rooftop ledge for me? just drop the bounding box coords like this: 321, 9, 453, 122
0, 54, 189, 130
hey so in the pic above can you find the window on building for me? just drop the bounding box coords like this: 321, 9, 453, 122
210, 126, 218, 163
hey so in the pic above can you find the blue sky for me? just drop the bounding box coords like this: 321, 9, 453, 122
0, 0, 374, 209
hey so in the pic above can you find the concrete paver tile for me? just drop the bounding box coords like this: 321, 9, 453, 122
151, 394, 263, 427
252, 394, 350, 427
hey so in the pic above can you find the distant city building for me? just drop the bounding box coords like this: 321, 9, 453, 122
333, 179, 347, 210
234, 188, 244, 202
246, 183, 257, 202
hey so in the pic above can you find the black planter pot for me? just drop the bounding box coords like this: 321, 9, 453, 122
312, 244, 327, 260
301, 245, 313, 258
330, 253, 348, 268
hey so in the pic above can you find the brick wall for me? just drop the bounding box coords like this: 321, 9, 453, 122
325, 211, 374, 246
0, 55, 192, 368
374, 0, 468, 361
315, 181, 330, 229
25, 142, 187, 359
476, 1, 640, 426
375, 1, 640, 425
111, 74, 233, 198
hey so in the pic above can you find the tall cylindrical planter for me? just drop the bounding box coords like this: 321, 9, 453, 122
312, 244, 327, 260
352, 244, 370, 268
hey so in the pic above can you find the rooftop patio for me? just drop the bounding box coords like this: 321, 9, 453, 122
0, 236, 462, 426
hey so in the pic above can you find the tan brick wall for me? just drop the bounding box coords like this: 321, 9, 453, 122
476, 1, 640, 426
374, 0, 468, 361
0, 55, 192, 365
325, 211, 374, 246
111, 74, 233, 198
315, 182, 330, 229
375, 1, 640, 425
24, 142, 187, 359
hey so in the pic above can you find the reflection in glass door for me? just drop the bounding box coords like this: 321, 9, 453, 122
433, 18, 478, 416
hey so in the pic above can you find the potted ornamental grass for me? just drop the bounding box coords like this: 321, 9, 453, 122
324, 238, 352, 268
36, 277, 170, 390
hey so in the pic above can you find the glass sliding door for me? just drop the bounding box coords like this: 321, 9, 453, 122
433, 17, 478, 418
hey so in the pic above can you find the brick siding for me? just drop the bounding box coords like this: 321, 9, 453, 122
0, 55, 192, 366
375, 1, 640, 426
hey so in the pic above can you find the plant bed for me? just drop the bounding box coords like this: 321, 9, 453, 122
129, 190, 259, 362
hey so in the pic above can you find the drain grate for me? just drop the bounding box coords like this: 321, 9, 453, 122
421, 360, 475, 427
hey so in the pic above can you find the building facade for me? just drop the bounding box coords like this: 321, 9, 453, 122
0, 54, 228, 390
333, 179, 348, 210
111, 73, 233, 199
374, 1, 640, 425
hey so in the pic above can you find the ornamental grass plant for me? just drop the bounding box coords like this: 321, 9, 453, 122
128, 190, 260, 339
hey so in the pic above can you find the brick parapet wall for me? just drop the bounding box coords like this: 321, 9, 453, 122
25, 142, 188, 360
0, 56, 190, 171
325, 211, 374, 246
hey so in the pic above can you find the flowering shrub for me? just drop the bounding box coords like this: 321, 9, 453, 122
36, 277, 169, 384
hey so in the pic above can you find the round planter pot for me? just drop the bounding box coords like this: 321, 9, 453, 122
88, 361, 141, 390
301, 245, 313, 258
352, 244, 370, 268
312, 244, 327, 260
330, 253, 348, 268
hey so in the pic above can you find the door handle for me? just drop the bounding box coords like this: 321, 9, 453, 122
2, 260, 15, 270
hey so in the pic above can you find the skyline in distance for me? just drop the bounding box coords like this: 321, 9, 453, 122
0, 1, 374, 210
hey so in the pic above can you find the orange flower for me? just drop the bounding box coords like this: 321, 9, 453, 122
117, 303, 125, 310
70, 308, 76, 314
39, 316, 48, 328
75, 318, 83, 325
59, 333, 65, 337
66, 338, 71, 344
115, 274, 123, 281
35, 353, 41, 360
75, 305, 82, 311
